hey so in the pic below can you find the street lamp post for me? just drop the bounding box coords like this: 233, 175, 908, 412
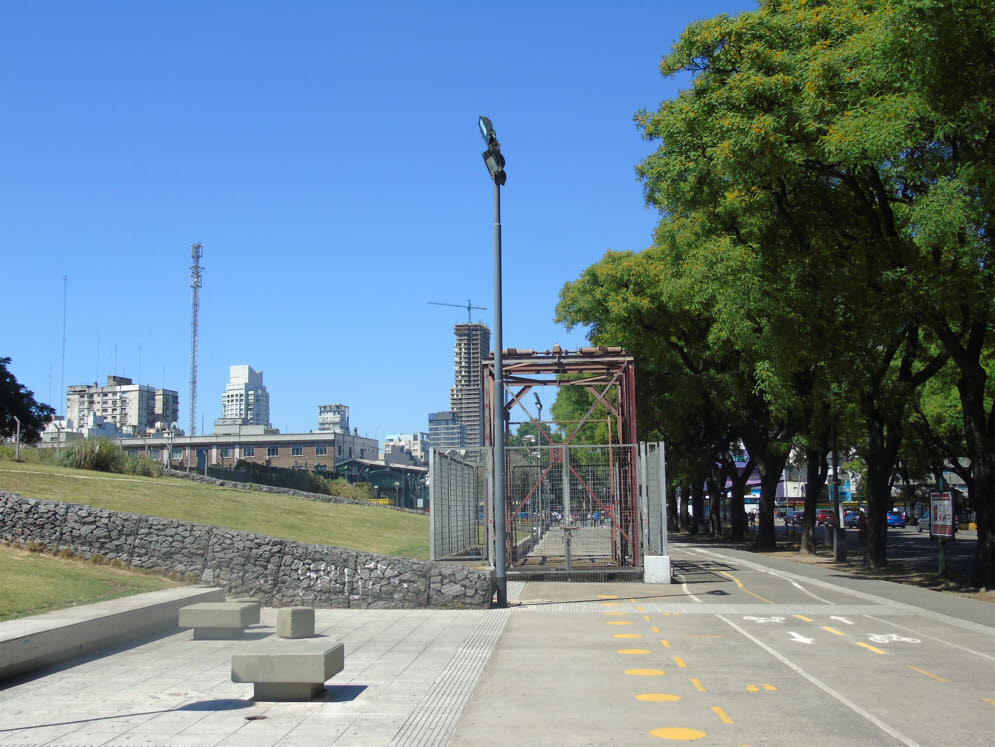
479, 115, 508, 607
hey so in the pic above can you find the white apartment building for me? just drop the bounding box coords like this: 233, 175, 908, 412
217, 365, 270, 428
317, 404, 350, 434
381, 432, 430, 464
65, 376, 178, 436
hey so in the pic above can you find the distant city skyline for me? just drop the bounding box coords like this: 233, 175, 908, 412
2, 0, 757, 439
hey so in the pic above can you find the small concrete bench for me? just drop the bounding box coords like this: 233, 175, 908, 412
178, 602, 258, 640
226, 597, 262, 625
277, 607, 315, 638
231, 639, 345, 701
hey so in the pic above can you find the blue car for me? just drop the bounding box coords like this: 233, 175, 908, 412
886, 510, 905, 528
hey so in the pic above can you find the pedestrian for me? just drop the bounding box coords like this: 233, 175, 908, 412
857, 510, 867, 546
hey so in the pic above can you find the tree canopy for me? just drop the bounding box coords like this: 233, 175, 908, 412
0, 357, 55, 445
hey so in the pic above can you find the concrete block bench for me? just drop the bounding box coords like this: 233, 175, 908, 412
277, 607, 315, 638
225, 597, 261, 625
231, 639, 345, 701
178, 602, 259, 640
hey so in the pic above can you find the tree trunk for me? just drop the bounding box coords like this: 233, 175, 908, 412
691, 480, 705, 536
667, 484, 679, 531
956, 365, 995, 587
708, 464, 725, 538
723, 453, 752, 541
800, 449, 828, 555
752, 451, 790, 550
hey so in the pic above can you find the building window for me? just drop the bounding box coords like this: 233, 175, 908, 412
349, 447, 353, 458
128, 449, 138, 457
221, 447, 232, 458
243, 446, 255, 457
292, 445, 303, 457
172, 448, 183, 460
337, 445, 342, 456
267, 446, 279, 457
315, 444, 327, 456
149, 448, 161, 459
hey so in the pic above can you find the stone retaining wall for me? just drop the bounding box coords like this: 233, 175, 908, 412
0, 491, 493, 609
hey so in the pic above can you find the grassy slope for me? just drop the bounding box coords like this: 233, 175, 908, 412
0, 545, 178, 621
0, 461, 429, 560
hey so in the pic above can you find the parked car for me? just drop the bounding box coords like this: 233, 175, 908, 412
886, 510, 906, 528
917, 511, 930, 533
844, 510, 859, 528
816, 510, 836, 526
787, 511, 804, 525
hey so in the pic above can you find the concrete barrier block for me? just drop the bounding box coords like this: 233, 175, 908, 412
643, 555, 672, 584
277, 607, 315, 638
178, 602, 257, 639
232, 639, 344, 701
226, 597, 261, 625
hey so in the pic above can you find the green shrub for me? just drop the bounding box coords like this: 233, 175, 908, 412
0, 445, 59, 464
59, 438, 122, 473
120, 455, 163, 477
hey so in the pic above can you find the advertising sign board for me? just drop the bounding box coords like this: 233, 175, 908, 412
929, 492, 954, 539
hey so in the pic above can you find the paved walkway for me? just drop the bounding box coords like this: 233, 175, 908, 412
1, 545, 993, 746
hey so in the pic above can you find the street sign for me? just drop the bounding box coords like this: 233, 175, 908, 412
930, 492, 954, 540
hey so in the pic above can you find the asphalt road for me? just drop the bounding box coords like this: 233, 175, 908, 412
453, 544, 995, 746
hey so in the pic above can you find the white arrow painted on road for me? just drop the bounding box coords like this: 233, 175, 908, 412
788, 631, 814, 644
829, 616, 855, 625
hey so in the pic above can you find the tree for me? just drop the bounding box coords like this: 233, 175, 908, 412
0, 357, 55, 446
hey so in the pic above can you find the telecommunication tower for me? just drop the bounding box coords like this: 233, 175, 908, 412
189, 243, 204, 436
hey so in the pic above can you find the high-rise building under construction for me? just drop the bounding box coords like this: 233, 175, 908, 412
448, 323, 491, 450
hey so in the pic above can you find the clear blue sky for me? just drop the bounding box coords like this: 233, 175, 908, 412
3, 0, 756, 441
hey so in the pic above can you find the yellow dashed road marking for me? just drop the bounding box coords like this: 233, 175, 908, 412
607, 621, 633, 626
981, 697, 995, 706
718, 570, 773, 604
626, 668, 666, 676
689, 678, 707, 692
598, 595, 618, 599
652, 625, 660, 633
650, 727, 706, 741
763, 684, 776, 691
604, 611, 628, 616
711, 706, 734, 724
618, 648, 652, 654
857, 642, 886, 655
823, 627, 844, 636
747, 685, 759, 693
673, 657, 688, 668
907, 665, 949, 683
661, 640, 672, 648
795, 615, 813, 622
614, 633, 643, 639
601, 602, 621, 607
637, 693, 682, 702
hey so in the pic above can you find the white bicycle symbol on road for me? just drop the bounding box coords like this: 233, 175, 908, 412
868, 633, 920, 644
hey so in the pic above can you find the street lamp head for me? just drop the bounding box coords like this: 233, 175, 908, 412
478, 115, 496, 145
482, 148, 507, 185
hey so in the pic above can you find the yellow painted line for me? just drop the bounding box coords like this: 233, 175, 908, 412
856, 642, 886, 655
636, 693, 682, 702
673, 657, 687, 668
604, 611, 628, 616
643, 614, 651, 621
795, 615, 813, 622
652, 626, 660, 633
747, 685, 759, 693
631, 598, 638, 603
618, 649, 652, 654
650, 727, 706, 740
601, 602, 621, 607
614, 633, 644, 639
823, 627, 844, 636
626, 668, 666, 676
689, 678, 707, 692
718, 570, 773, 604
607, 621, 633, 626
907, 665, 949, 683
763, 684, 776, 691
662, 612, 671, 616
597, 595, 619, 599
661, 639, 672, 648
711, 706, 734, 724
981, 697, 995, 706
637, 607, 645, 613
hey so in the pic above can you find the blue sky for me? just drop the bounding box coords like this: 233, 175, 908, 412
3, 0, 756, 441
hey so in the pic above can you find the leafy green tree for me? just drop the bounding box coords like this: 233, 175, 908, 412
0, 357, 54, 446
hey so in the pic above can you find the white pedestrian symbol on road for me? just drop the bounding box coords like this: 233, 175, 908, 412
744, 616, 785, 624
868, 633, 920, 644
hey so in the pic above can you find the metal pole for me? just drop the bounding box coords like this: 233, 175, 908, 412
493, 180, 507, 607
13, 416, 20, 460
832, 417, 846, 561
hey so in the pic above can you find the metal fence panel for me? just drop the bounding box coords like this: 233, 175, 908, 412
642, 442, 667, 555
429, 449, 485, 560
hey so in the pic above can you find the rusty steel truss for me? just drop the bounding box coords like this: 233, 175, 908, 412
483, 346, 641, 576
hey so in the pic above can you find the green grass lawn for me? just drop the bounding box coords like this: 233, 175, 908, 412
0, 545, 178, 621
0, 461, 430, 560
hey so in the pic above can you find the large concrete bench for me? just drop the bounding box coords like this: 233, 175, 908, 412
0, 586, 224, 682
178, 602, 259, 640
231, 639, 345, 701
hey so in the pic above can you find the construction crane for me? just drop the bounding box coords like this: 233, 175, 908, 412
428, 299, 486, 324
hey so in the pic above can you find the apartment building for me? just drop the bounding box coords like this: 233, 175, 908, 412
217, 365, 270, 428
428, 410, 465, 451
66, 376, 178, 436
317, 404, 350, 434
448, 323, 490, 449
